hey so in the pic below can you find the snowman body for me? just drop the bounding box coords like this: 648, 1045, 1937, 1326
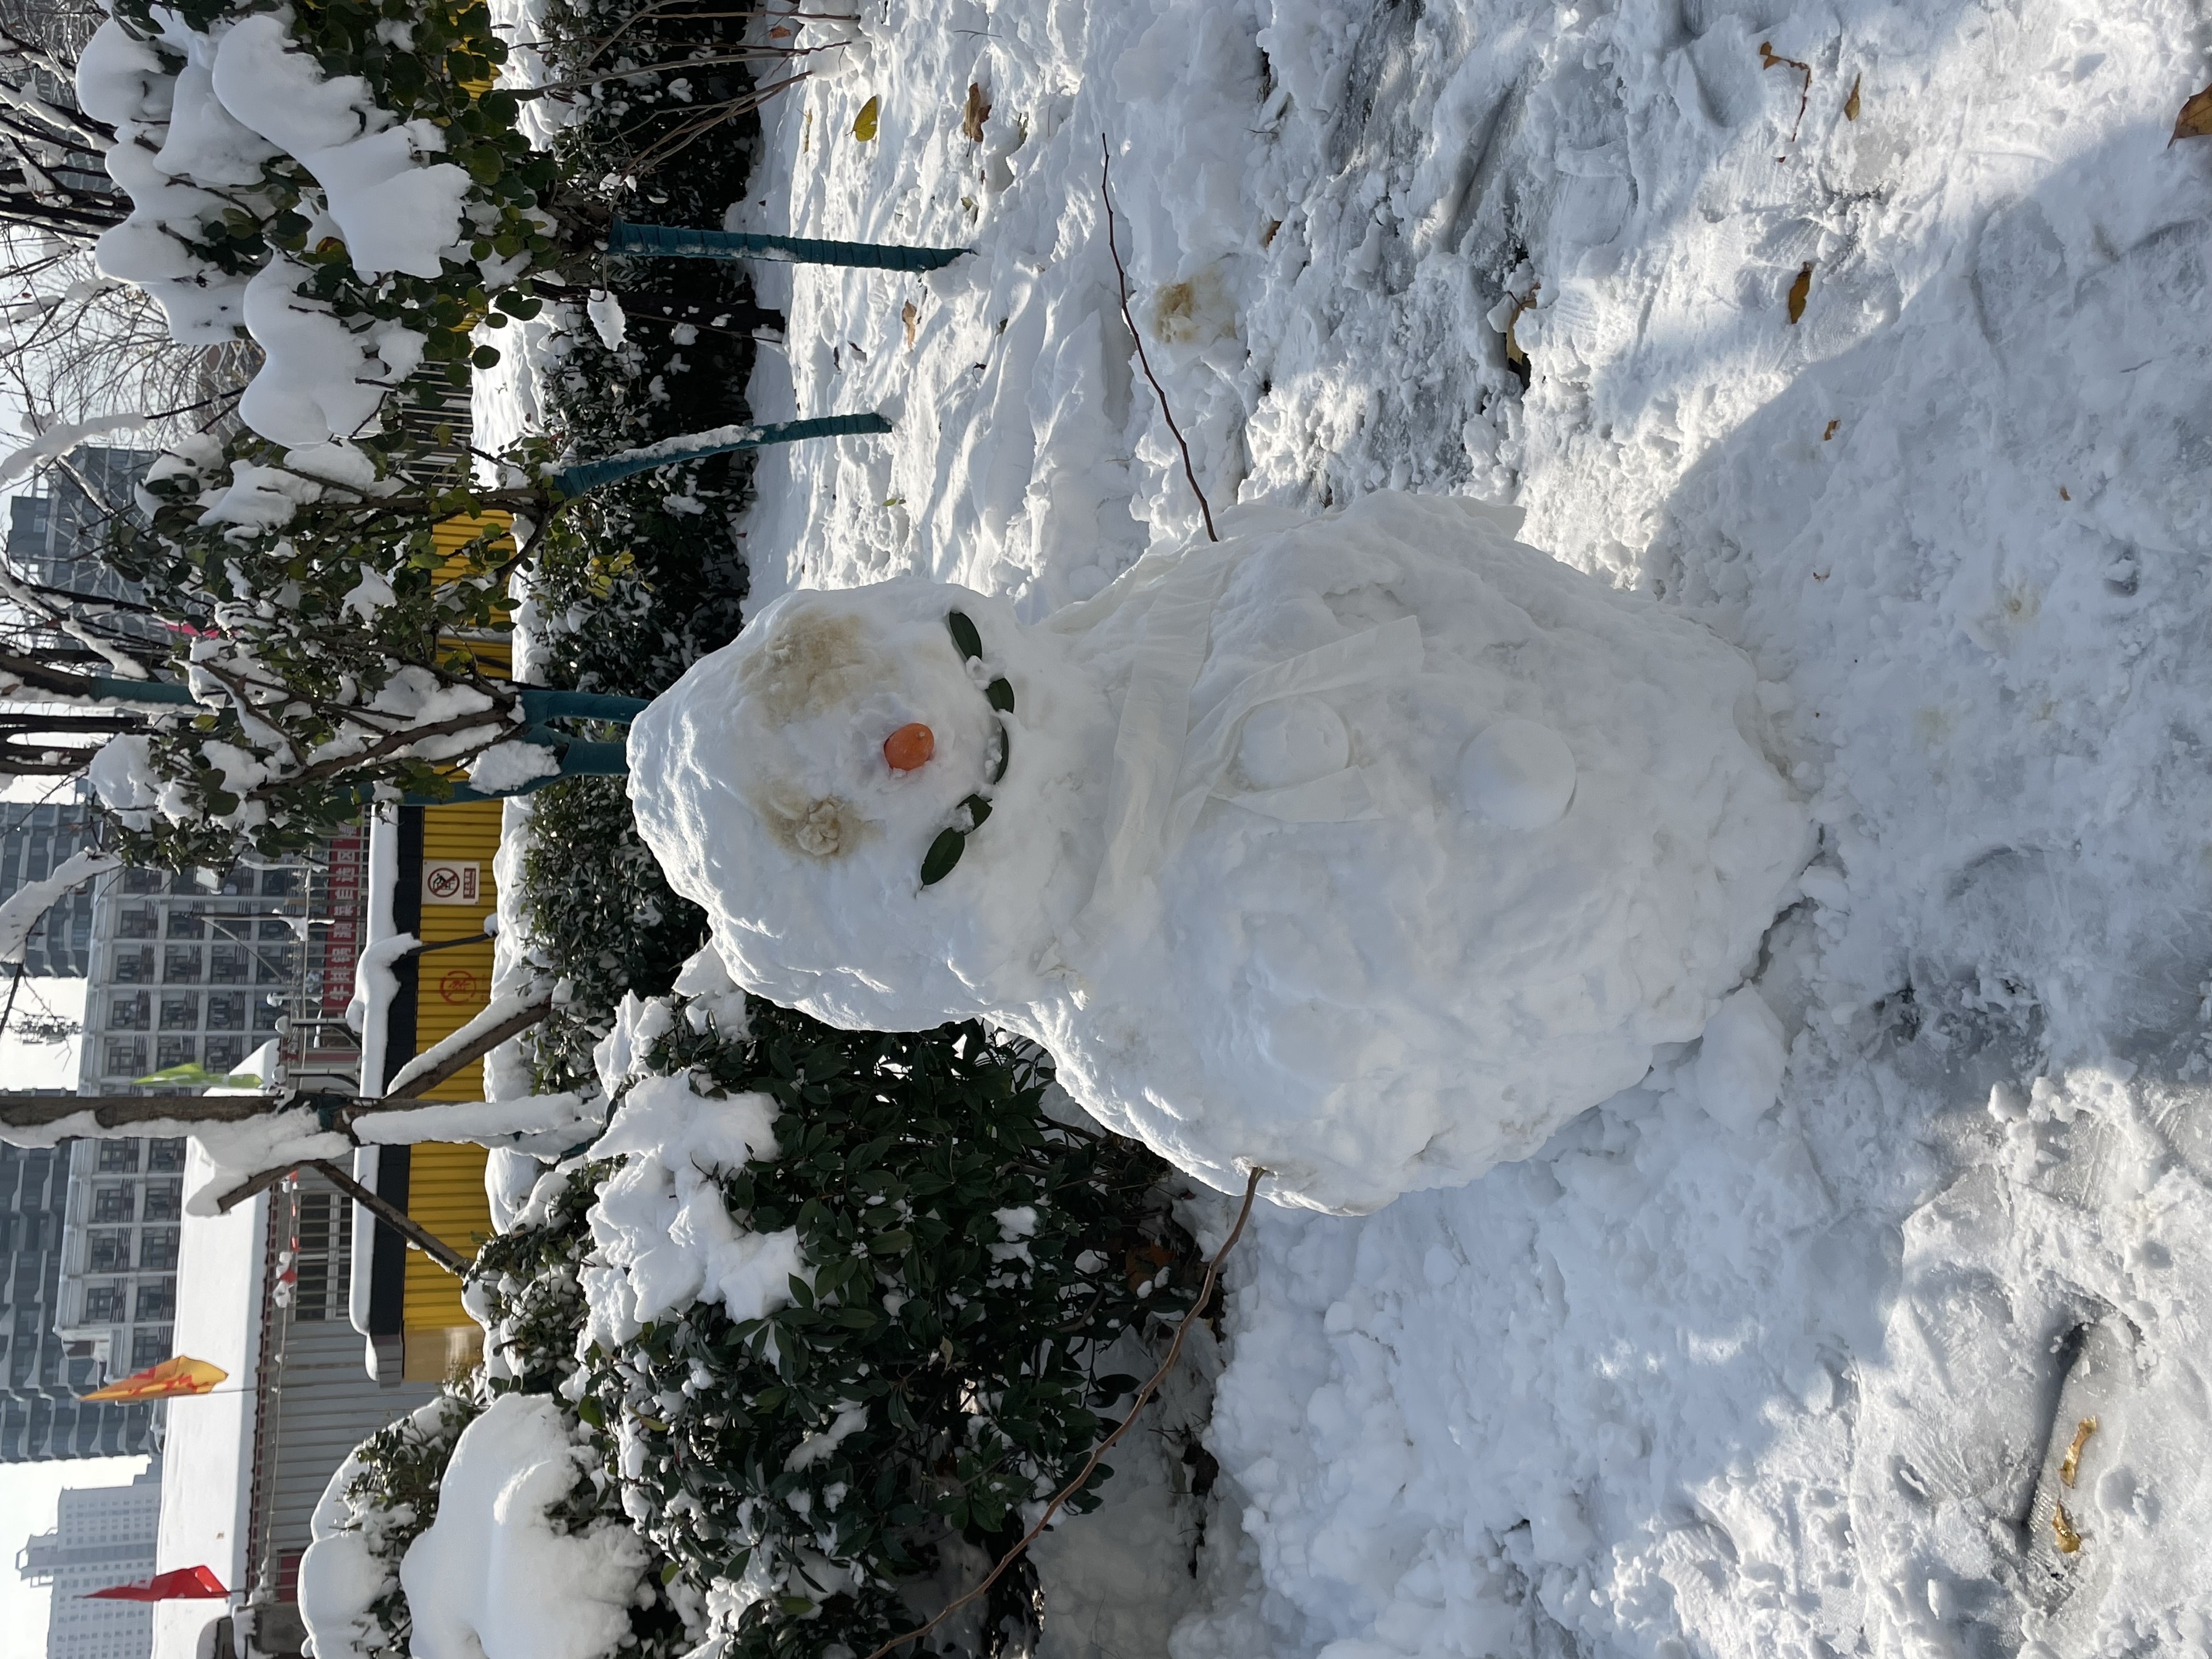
629, 493, 1807, 1213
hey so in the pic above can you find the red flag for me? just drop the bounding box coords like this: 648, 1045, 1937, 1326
84, 1565, 228, 1601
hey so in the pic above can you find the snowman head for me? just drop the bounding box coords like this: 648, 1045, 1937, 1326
628, 578, 1114, 1030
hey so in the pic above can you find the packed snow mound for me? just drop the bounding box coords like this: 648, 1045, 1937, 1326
629, 492, 1808, 1212
397, 1393, 647, 1659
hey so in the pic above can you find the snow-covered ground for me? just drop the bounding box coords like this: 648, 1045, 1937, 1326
475, 0, 2212, 1651
724, 2, 2212, 1654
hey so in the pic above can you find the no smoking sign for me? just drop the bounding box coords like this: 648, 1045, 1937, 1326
421, 861, 480, 905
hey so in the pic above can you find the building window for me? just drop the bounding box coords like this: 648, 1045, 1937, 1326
211, 944, 251, 984
91, 1185, 133, 1223
147, 1138, 186, 1172
136, 1279, 175, 1321
108, 992, 149, 1031
113, 946, 155, 983
82, 1285, 125, 1322
116, 905, 159, 939
143, 1181, 182, 1221
86, 1230, 131, 1270
122, 868, 164, 895
261, 868, 298, 896
258, 918, 294, 941
129, 1327, 172, 1369
203, 1036, 244, 1073
101, 1038, 147, 1080
155, 1036, 196, 1070
138, 1229, 179, 1271
96, 1139, 141, 1173
162, 946, 202, 983
219, 867, 255, 896
205, 991, 247, 1031
158, 992, 199, 1031
165, 907, 205, 939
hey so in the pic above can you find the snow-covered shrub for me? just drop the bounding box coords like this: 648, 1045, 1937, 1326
471, 990, 1197, 1659
299, 1393, 479, 1659
86, 433, 543, 867
303, 1387, 692, 1659
85, 0, 559, 443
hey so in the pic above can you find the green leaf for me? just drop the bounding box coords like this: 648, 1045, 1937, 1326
919, 827, 966, 885
946, 610, 983, 660
986, 676, 1015, 712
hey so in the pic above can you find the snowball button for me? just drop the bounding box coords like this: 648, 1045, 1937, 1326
1460, 718, 1576, 830
628, 493, 1809, 1214
1238, 697, 1350, 789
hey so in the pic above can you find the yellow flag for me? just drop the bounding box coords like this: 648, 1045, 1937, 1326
82, 1355, 227, 1401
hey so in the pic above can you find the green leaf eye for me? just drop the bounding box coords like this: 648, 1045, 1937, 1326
946, 611, 983, 660
920, 827, 966, 885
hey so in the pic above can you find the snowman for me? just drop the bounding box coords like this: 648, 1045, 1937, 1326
627, 493, 1808, 1214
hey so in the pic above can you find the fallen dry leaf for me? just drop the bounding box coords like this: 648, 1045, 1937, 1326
853, 95, 880, 143
768, 23, 791, 37
2061, 1416, 2098, 1487
2052, 1500, 2083, 1554
2174, 83, 2212, 144
1822, 417, 1840, 441
1504, 284, 1539, 366
1787, 262, 1813, 324
1759, 40, 1813, 151
902, 300, 918, 350
962, 81, 990, 143
1844, 74, 1861, 121
2059, 485, 2071, 500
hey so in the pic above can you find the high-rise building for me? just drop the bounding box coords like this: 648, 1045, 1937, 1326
0, 1141, 161, 1460
15, 1462, 161, 1659
0, 798, 103, 976
52, 1135, 190, 1382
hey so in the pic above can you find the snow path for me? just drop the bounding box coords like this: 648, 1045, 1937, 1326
701, 0, 2212, 1653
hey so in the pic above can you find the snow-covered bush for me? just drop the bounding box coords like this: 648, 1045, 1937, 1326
83, 0, 558, 444
471, 988, 1197, 1659
301, 1389, 691, 1659
298, 1394, 479, 1659
83, 434, 546, 867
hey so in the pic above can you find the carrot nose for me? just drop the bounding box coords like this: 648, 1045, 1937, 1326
883, 723, 935, 771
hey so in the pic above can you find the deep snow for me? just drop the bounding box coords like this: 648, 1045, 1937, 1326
487, 0, 2212, 1651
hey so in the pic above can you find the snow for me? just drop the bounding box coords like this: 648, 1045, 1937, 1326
398, 1393, 648, 1659
0, 848, 120, 964
0, 415, 148, 494
465, 739, 562, 795
385, 985, 547, 1097
466, 0, 2212, 1651
297, 1398, 460, 1659
629, 494, 1808, 1214
575, 1072, 802, 1353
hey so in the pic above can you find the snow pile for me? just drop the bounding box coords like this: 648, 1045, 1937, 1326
575, 1070, 802, 1352
398, 1393, 647, 1659
629, 492, 1807, 1212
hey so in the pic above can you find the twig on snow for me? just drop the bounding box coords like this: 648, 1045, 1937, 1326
1099, 136, 1218, 543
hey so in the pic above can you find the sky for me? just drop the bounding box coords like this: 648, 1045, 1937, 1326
0, 1456, 153, 1651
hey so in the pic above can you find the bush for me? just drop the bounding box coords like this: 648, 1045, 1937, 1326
472, 990, 1198, 1659
516, 774, 710, 1093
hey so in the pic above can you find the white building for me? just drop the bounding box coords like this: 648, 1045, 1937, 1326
16, 1462, 162, 1659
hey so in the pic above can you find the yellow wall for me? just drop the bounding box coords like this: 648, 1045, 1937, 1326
402, 798, 501, 1370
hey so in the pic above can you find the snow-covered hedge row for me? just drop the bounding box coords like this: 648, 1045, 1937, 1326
80, 0, 556, 450
460, 976, 1198, 1659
